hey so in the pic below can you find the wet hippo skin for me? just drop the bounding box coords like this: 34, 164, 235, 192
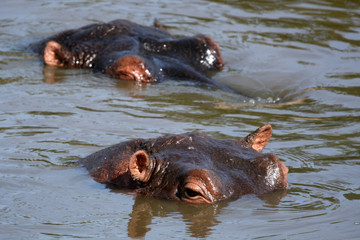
81, 125, 288, 204
32, 19, 236, 92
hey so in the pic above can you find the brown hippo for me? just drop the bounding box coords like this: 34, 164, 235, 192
80, 125, 288, 204
31, 19, 237, 93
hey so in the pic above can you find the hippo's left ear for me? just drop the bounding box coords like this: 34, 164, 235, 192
129, 150, 154, 183
244, 124, 272, 152
43, 41, 69, 67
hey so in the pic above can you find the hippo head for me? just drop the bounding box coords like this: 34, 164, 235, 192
33, 19, 227, 88
81, 125, 288, 204
41, 35, 224, 84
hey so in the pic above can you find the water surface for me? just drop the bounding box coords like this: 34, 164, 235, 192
1, 0, 360, 239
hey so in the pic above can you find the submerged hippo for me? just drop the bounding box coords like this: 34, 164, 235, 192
81, 125, 288, 204
31, 19, 236, 92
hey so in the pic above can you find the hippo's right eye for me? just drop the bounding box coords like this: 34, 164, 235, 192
182, 182, 209, 203
184, 188, 201, 198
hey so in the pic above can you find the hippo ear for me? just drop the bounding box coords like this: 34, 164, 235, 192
129, 150, 154, 183
43, 41, 68, 67
244, 124, 272, 152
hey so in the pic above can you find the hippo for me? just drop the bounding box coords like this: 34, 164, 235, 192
80, 125, 288, 204
31, 19, 237, 93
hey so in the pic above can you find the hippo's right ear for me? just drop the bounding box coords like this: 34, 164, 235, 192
129, 150, 154, 183
244, 124, 272, 152
43, 41, 68, 67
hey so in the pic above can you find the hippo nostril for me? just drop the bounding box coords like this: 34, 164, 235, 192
279, 161, 288, 175
277, 161, 289, 188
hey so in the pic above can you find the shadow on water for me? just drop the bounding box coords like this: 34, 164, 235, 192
121, 189, 288, 239
127, 195, 223, 239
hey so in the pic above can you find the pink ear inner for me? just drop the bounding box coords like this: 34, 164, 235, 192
43, 41, 65, 67
246, 124, 272, 152
128, 150, 153, 182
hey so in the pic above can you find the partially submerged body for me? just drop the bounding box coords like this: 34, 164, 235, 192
32, 19, 236, 92
81, 125, 288, 204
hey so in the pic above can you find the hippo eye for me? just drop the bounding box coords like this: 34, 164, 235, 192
184, 188, 201, 199
182, 182, 206, 201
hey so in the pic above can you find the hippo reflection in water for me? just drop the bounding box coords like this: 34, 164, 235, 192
32, 19, 237, 93
81, 125, 288, 204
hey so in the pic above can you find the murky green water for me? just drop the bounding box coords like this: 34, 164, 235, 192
1, 0, 359, 239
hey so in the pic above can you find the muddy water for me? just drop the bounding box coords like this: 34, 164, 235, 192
1, 0, 360, 239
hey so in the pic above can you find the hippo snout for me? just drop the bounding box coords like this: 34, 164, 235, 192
264, 154, 289, 190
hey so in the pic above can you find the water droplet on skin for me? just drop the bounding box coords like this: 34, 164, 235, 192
205, 49, 216, 66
